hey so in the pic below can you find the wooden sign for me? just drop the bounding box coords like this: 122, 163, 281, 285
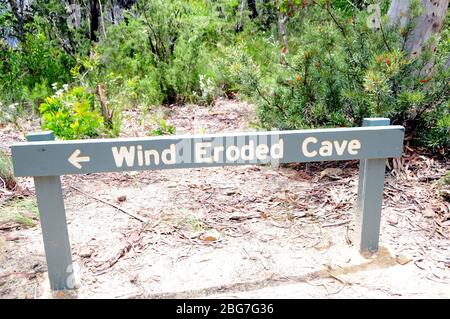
10, 118, 404, 291
12, 126, 403, 177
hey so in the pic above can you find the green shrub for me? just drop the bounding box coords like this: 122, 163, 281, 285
0, 198, 39, 227
150, 119, 175, 136
79, 0, 232, 107
255, 2, 450, 152
1, 0, 448, 155
0, 151, 16, 190
0, 32, 75, 110
39, 86, 105, 140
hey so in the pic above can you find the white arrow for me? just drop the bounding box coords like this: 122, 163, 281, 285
68, 149, 90, 169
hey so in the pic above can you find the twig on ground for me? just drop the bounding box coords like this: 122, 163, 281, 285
70, 186, 149, 223
322, 220, 350, 228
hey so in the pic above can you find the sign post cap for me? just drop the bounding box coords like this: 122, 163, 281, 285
362, 118, 390, 126
26, 131, 55, 142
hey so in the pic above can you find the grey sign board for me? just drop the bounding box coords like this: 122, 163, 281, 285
10, 119, 404, 291
12, 126, 403, 177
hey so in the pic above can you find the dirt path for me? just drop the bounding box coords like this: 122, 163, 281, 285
0, 99, 449, 298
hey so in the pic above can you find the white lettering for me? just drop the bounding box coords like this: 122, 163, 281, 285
213, 146, 224, 162
137, 145, 144, 166
226, 145, 240, 161
112, 146, 135, 167
144, 149, 159, 165
162, 144, 176, 165
271, 139, 284, 159
319, 140, 333, 157
348, 139, 361, 155
333, 140, 348, 156
302, 137, 318, 157
196, 142, 212, 163
241, 140, 255, 161
255, 144, 269, 160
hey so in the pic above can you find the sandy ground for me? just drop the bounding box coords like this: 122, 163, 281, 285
0, 98, 449, 299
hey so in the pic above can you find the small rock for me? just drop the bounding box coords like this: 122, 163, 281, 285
79, 247, 93, 258
314, 239, 332, 251
117, 195, 127, 202
423, 205, 435, 218
387, 215, 398, 225
129, 274, 138, 284
225, 190, 236, 196
396, 253, 412, 265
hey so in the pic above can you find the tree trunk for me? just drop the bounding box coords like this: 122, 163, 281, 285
248, 0, 258, 19
96, 84, 114, 128
98, 0, 107, 39
89, 0, 101, 42
405, 0, 448, 59
387, 0, 411, 28
235, 0, 245, 32
277, 0, 288, 52
388, 0, 449, 57
7, 0, 31, 43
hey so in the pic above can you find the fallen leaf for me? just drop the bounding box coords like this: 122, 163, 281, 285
259, 211, 268, 219
396, 254, 412, 265
314, 239, 332, 251
319, 168, 343, 179
117, 195, 127, 202
200, 229, 221, 242
5, 234, 20, 241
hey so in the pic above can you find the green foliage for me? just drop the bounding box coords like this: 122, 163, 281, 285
39, 86, 105, 140
442, 171, 450, 185
0, 150, 16, 190
0, 0, 448, 154
150, 119, 175, 136
255, 2, 449, 152
0, 31, 75, 109
0, 198, 39, 227
81, 0, 230, 107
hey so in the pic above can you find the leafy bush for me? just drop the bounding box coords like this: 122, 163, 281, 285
255, 2, 449, 152
150, 119, 176, 136
0, 32, 75, 110
0, 150, 16, 190
79, 0, 232, 107
1, 0, 448, 155
39, 86, 105, 140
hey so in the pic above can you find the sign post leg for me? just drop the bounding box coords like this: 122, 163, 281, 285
27, 132, 74, 290
357, 118, 390, 254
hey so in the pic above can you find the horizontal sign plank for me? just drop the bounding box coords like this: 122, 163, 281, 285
11, 126, 404, 177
